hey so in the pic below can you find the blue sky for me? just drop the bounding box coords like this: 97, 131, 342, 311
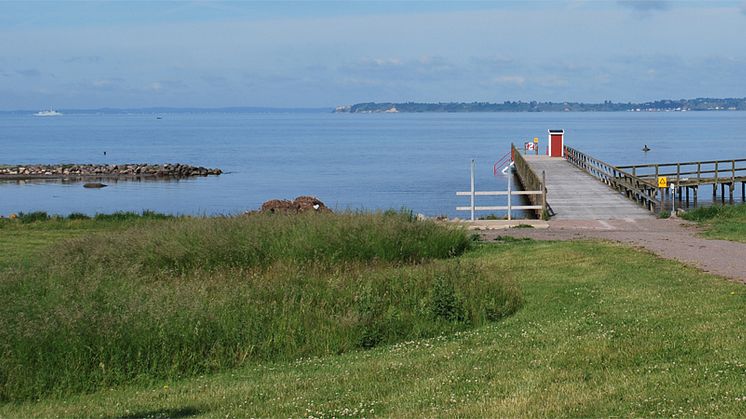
1, 0, 745, 109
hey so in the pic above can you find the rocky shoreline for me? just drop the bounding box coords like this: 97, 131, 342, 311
0, 163, 222, 180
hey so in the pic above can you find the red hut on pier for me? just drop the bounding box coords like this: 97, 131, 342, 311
548, 129, 564, 157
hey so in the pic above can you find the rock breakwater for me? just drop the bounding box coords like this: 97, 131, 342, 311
0, 163, 222, 179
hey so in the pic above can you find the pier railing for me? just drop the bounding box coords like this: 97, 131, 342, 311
511, 144, 549, 218
617, 159, 746, 184
617, 159, 746, 202
564, 146, 661, 212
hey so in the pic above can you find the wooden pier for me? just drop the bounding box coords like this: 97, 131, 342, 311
617, 159, 746, 207
512, 143, 745, 219
513, 146, 654, 220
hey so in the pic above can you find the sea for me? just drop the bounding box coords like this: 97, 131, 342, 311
1, 111, 744, 217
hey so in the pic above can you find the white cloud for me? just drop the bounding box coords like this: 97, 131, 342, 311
92, 79, 112, 87
489, 75, 526, 86
536, 76, 569, 88
617, 0, 670, 12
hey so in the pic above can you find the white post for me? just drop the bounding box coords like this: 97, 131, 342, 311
470, 159, 475, 221
507, 169, 512, 221
671, 183, 675, 215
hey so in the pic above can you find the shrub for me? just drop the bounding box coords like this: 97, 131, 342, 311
66, 212, 91, 220
430, 268, 465, 322
16, 211, 49, 223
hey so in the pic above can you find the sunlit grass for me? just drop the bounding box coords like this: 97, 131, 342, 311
4, 240, 746, 417
681, 203, 746, 242
3, 213, 746, 416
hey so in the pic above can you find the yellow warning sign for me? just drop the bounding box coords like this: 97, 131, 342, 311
657, 176, 668, 188
533, 137, 539, 143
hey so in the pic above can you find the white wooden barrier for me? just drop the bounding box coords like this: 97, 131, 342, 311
457, 159, 543, 221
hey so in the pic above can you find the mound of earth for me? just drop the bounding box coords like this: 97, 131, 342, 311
257, 196, 331, 214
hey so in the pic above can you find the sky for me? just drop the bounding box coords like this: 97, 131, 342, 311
1, 0, 745, 109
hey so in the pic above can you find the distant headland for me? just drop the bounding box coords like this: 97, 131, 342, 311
335, 97, 746, 113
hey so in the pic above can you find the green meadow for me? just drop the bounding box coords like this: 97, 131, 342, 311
1, 209, 745, 417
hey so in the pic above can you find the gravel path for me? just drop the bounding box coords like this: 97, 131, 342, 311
480, 218, 746, 282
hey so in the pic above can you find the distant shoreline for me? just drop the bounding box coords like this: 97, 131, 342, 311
336, 97, 746, 113
2, 97, 745, 115
0, 107, 333, 115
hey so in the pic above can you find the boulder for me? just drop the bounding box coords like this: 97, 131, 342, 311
260, 199, 296, 214
257, 196, 331, 214
293, 196, 331, 213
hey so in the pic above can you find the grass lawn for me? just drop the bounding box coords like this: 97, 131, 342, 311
2, 216, 746, 416
681, 203, 746, 243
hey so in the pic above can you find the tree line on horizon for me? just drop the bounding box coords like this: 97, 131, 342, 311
339, 97, 746, 113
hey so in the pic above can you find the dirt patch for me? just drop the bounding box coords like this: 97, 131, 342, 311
480, 218, 746, 282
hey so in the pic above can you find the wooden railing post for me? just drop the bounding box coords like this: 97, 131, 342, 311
541, 170, 547, 220
655, 164, 662, 211
676, 162, 681, 205
731, 160, 736, 203
714, 161, 719, 201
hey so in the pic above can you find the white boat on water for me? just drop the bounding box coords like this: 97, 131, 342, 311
34, 109, 63, 116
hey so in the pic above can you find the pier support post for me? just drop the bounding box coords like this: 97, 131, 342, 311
693, 187, 698, 207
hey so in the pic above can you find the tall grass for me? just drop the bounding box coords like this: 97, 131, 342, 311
0, 212, 520, 401
0, 210, 175, 230
50, 211, 474, 275
680, 203, 746, 222
681, 203, 746, 242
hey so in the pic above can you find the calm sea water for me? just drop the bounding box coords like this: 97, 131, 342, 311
1, 112, 744, 217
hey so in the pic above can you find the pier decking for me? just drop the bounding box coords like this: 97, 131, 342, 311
510, 141, 744, 220
521, 155, 653, 220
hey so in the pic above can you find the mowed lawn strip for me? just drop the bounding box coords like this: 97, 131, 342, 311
4, 240, 746, 417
